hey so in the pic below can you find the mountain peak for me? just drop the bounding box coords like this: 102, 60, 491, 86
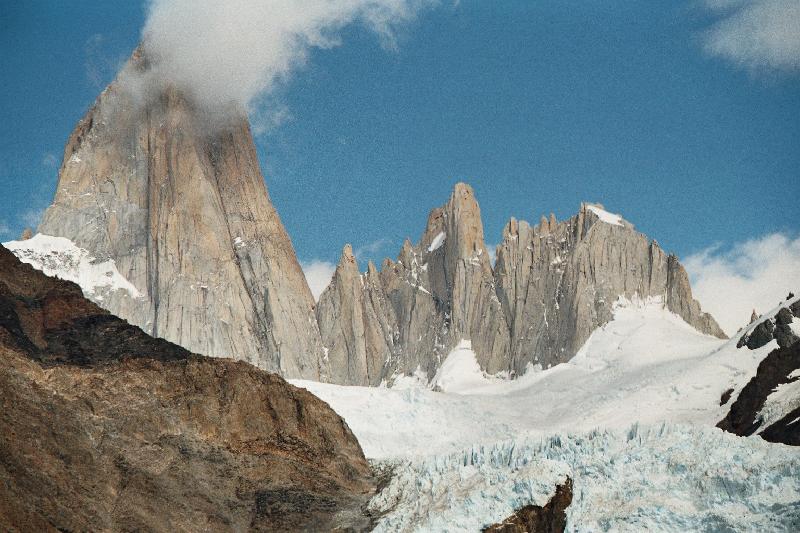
34, 48, 325, 379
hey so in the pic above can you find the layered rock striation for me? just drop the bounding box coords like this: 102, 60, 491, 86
318, 184, 725, 384
0, 246, 374, 531
36, 49, 324, 378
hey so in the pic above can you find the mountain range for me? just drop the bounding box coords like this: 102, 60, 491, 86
8, 50, 724, 388
2, 47, 799, 532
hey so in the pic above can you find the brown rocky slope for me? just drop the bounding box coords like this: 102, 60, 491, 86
0, 246, 374, 531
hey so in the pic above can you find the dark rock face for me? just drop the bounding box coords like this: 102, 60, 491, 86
483, 477, 573, 533
775, 323, 799, 349
718, 341, 800, 445
737, 300, 799, 351
720, 388, 734, 406
760, 406, 800, 446
741, 320, 776, 349
0, 247, 374, 531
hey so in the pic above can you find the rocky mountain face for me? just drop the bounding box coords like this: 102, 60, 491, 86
317, 183, 725, 385
494, 201, 725, 375
317, 184, 510, 385
36, 49, 324, 379
0, 246, 374, 531
24, 47, 722, 386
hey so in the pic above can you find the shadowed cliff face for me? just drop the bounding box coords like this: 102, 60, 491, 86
37, 49, 325, 379
0, 246, 374, 531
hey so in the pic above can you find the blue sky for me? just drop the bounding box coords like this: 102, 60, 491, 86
1, 0, 798, 274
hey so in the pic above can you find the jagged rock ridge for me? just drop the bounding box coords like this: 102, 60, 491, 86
23, 46, 722, 386
318, 184, 725, 385
494, 200, 725, 375
36, 49, 324, 379
317, 184, 510, 385
0, 246, 374, 531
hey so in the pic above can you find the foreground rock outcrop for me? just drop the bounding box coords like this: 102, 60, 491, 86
36, 48, 324, 379
0, 246, 374, 531
317, 183, 724, 384
719, 296, 800, 446
483, 478, 573, 533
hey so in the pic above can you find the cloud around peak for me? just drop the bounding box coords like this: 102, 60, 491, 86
703, 0, 800, 72
139, 0, 434, 117
684, 232, 800, 336
301, 259, 336, 301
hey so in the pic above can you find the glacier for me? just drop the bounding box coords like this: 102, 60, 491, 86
293, 296, 800, 531
368, 424, 800, 532
292, 297, 777, 459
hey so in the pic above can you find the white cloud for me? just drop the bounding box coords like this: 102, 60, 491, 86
704, 0, 800, 71
135, 0, 435, 122
684, 232, 800, 336
486, 243, 497, 266
41, 153, 59, 169
354, 238, 392, 261
302, 259, 337, 301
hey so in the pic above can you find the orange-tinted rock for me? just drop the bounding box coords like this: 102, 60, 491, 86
0, 247, 374, 531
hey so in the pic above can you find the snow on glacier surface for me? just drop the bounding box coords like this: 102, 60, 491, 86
3, 234, 141, 300
293, 297, 774, 459
369, 424, 800, 532
430, 339, 509, 393
293, 296, 800, 530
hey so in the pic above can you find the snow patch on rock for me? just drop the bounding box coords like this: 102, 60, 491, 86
758, 378, 800, 432
3, 234, 141, 300
431, 340, 508, 393
428, 231, 446, 252
586, 203, 624, 226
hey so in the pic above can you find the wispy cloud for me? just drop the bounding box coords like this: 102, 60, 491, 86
684, 232, 800, 336
703, 0, 800, 72
354, 238, 393, 262
84, 33, 128, 89
486, 242, 497, 266
301, 259, 337, 301
0, 221, 10, 239
20, 208, 44, 230
132, 0, 436, 129
41, 152, 59, 169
